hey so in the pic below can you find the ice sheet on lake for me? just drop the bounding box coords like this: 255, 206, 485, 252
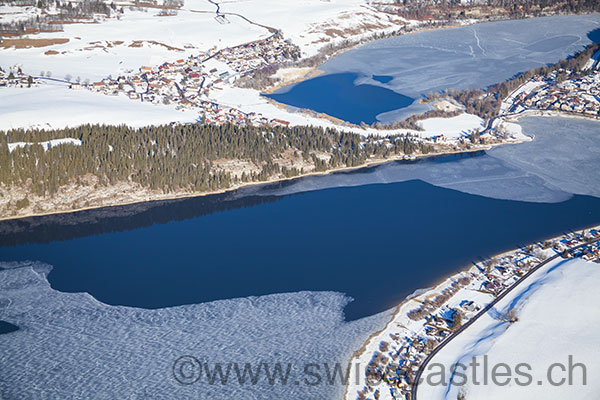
237, 117, 600, 203
0, 261, 392, 400
487, 116, 600, 199
321, 15, 600, 121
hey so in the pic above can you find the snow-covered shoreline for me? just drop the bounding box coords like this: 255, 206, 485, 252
344, 226, 600, 400
417, 256, 600, 400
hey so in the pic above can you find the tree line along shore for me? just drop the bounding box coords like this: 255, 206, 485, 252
0, 123, 440, 219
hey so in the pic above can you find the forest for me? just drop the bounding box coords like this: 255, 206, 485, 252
0, 123, 434, 201
392, 0, 600, 20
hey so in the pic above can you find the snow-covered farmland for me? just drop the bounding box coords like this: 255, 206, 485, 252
216, 0, 409, 56
0, 0, 267, 80
417, 113, 484, 139
0, 0, 406, 81
0, 84, 197, 131
418, 256, 600, 400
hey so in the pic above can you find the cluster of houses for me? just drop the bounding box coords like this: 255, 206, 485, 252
508, 71, 600, 116
356, 227, 600, 400
78, 33, 298, 126
557, 229, 600, 261
0, 69, 38, 88
213, 34, 300, 74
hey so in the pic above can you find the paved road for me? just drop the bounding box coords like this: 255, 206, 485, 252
410, 238, 599, 400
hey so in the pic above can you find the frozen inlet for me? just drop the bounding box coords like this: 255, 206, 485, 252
239, 116, 600, 204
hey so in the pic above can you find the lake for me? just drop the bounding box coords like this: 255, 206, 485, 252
2, 123, 600, 400
0, 320, 19, 335
2, 172, 600, 321
266, 15, 600, 124
265, 72, 413, 124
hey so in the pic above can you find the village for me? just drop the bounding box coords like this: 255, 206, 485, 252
352, 226, 600, 400
0, 68, 38, 88
504, 69, 600, 117
75, 32, 299, 126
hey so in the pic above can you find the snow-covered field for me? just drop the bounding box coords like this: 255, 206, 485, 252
0, 0, 404, 81
417, 113, 484, 139
0, 83, 197, 131
0, 79, 488, 138
418, 256, 600, 399
216, 0, 408, 57
0, 1, 265, 81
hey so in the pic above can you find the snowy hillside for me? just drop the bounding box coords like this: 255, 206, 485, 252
418, 256, 600, 400
0, 0, 405, 80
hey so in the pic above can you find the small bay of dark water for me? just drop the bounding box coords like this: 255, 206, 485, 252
0, 321, 19, 334
372, 75, 393, 84
1, 175, 599, 321
264, 72, 413, 125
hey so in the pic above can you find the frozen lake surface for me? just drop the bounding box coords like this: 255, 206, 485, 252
245, 117, 600, 204
271, 15, 600, 123
0, 261, 392, 400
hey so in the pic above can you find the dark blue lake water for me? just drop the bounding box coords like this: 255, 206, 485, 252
2, 174, 600, 320
373, 75, 394, 84
264, 73, 413, 125
0, 321, 19, 335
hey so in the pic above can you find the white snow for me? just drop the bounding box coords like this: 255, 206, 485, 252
0, 0, 405, 81
417, 113, 484, 139
418, 257, 600, 400
8, 137, 81, 152
0, 2, 266, 81
494, 120, 525, 139
0, 83, 197, 131
217, 0, 408, 57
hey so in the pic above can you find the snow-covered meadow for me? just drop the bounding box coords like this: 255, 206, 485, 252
0, 83, 198, 131
0, 0, 404, 81
418, 256, 600, 400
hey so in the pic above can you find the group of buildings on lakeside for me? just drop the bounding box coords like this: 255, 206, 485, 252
81, 33, 298, 126
354, 228, 600, 400
507, 70, 600, 117
1, 32, 299, 127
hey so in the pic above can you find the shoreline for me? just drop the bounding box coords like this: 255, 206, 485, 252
344, 224, 600, 400
0, 145, 500, 223
258, 21, 481, 128
505, 108, 600, 123
4, 109, 597, 223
